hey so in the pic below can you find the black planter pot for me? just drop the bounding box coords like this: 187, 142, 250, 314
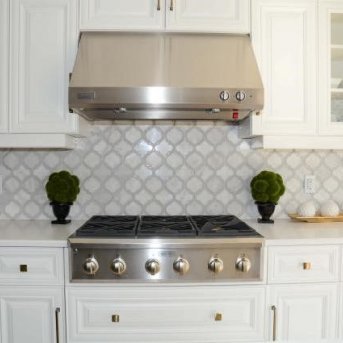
50, 202, 72, 224
256, 202, 276, 224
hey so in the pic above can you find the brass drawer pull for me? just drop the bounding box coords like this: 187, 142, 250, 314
215, 313, 222, 321
303, 262, 311, 270
20, 264, 28, 272
157, 0, 161, 11
170, 0, 174, 11
112, 314, 120, 323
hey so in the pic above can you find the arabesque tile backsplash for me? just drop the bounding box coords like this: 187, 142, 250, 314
1, 122, 343, 220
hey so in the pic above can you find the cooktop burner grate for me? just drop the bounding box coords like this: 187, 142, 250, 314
75, 215, 139, 237
190, 215, 262, 237
137, 216, 196, 237
74, 215, 261, 238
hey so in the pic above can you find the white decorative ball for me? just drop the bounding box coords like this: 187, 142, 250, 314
320, 201, 340, 217
297, 201, 317, 217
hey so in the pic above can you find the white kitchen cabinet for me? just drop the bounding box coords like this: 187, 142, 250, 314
0, 0, 9, 133
79, 0, 250, 33
67, 286, 266, 342
267, 284, 339, 341
319, 1, 343, 136
0, 286, 65, 343
9, 0, 79, 134
243, 0, 317, 139
79, 0, 164, 31
166, 0, 250, 33
267, 245, 340, 284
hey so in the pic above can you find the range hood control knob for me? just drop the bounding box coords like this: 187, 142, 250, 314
173, 257, 190, 275
235, 91, 246, 102
219, 90, 230, 101
83, 256, 99, 276
145, 259, 160, 275
235, 256, 251, 273
111, 257, 126, 275
208, 257, 224, 273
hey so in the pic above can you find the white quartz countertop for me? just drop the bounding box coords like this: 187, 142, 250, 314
0, 220, 86, 247
1, 219, 343, 247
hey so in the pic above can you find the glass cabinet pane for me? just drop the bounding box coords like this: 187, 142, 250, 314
331, 14, 343, 123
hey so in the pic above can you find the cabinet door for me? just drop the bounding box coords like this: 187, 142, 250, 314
250, 0, 317, 136
79, 0, 164, 31
9, 0, 78, 133
0, 286, 65, 343
0, 0, 9, 132
318, 1, 343, 136
267, 284, 338, 341
67, 286, 266, 342
166, 0, 250, 33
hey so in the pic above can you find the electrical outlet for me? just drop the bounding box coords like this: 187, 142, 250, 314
304, 175, 316, 194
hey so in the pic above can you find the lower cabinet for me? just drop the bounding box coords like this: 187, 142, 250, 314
267, 284, 339, 341
66, 285, 266, 342
0, 286, 65, 343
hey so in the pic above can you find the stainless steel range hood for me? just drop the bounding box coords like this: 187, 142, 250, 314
69, 32, 263, 121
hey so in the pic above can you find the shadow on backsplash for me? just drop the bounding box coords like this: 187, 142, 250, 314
1, 122, 343, 220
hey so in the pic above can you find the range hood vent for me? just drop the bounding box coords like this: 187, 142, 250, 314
69, 32, 263, 122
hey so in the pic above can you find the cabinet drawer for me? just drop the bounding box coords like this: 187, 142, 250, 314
268, 245, 340, 284
67, 286, 265, 342
0, 247, 64, 285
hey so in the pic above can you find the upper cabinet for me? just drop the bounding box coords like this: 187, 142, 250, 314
240, 0, 317, 143
0, 0, 87, 149
318, 1, 343, 136
242, 0, 343, 149
0, 0, 9, 133
10, 0, 79, 134
79, 0, 250, 33
79, 0, 164, 31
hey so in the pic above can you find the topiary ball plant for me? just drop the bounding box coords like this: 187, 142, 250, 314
250, 170, 285, 224
45, 170, 80, 224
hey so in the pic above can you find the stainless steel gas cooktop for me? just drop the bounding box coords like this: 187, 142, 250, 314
68, 215, 264, 283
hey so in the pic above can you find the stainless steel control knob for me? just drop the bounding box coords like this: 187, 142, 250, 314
235, 91, 246, 102
173, 257, 190, 275
235, 256, 251, 273
83, 256, 99, 276
145, 259, 160, 275
208, 257, 224, 273
111, 257, 126, 275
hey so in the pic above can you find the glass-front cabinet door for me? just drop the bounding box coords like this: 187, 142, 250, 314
319, 1, 343, 135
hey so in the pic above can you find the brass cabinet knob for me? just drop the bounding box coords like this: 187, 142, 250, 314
215, 313, 222, 321
112, 314, 120, 323
303, 262, 311, 270
20, 264, 28, 272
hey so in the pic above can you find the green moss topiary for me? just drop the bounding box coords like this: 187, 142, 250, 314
45, 170, 80, 204
250, 170, 285, 204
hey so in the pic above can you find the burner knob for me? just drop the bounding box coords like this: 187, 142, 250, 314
235, 256, 251, 273
145, 259, 160, 275
83, 256, 99, 276
208, 257, 224, 274
111, 258, 126, 275
173, 257, 190, 275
